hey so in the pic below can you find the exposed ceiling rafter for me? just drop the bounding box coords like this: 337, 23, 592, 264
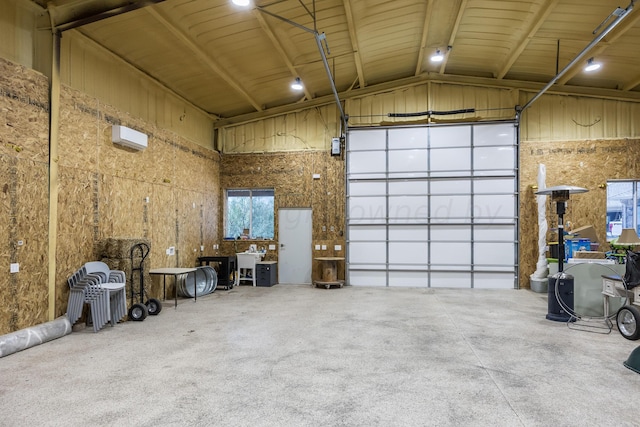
415, 0, 434, 76
342, 0, 365, 90
439, 0, 467, 75
145, 6, 263, 112
496, 0, 561, 80
253, 9, 314, 100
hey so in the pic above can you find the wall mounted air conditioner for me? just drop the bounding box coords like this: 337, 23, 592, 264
112, 125, 148, 150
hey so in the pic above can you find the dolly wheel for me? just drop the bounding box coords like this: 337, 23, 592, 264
129, 303, 148, 321
616, 305, 640, 341
145, 298, 162, 316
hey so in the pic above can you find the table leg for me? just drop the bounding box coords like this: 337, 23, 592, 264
194, 271, 197, 303
174, 275, 177, 309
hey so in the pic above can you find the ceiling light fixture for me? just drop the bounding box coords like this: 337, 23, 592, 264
584, 57, 601, 72
291, 77, 303, 91
430, 49, 444, 63
231, 0, 250, 6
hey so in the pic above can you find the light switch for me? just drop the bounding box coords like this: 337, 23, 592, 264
315, 245, 321, 250
10, 263, 19, 273
321, 245, 327, 250
268, 244, 276, 250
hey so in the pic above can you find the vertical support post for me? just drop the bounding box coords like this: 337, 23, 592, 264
47, 28, 61, 321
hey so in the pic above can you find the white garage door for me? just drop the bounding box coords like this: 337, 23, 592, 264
346, 121, 519, 289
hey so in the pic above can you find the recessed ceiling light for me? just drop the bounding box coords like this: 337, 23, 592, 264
231, 0, 250, 6
585, 57, 601, 72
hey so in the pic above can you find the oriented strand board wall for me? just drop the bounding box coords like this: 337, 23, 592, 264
0, 57, 50, 334
219, 152, 346, 281
519, 139, 640, 288
0, 55, 220, 334
54, 85, 221, 316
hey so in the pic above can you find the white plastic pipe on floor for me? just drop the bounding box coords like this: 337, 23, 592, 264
0, 316, 71, 358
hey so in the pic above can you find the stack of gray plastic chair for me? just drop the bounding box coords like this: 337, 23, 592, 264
66, 267, 87, 325
84, 261, 127, 326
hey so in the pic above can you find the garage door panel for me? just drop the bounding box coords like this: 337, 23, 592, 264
431, 148, 471, 173
431, 225, 471, 241
389, 241, 428, 264
389, 128, 428, 149
349, 151, 386, 174
349, 270, 387, 286
346, 123, 518, 289
430, 195, 471, 219
349, 242, 386, 264
389, 271, 428, 287
431, 272, 472, 288
474, 242, 515, 265
474, 272, 514, 289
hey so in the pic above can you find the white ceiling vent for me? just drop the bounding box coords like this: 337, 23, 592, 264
112, 125, 148, 150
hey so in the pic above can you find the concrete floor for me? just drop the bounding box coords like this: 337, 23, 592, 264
1, 284, 639, 426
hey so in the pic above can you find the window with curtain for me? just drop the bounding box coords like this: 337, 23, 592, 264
225, 189, 275, 239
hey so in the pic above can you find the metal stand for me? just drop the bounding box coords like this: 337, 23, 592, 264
535, 185, 588, 322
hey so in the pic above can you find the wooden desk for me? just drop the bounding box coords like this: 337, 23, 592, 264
314, 257, 345, 289
150, 267, 197, 308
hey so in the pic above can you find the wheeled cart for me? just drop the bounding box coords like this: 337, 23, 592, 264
129, 242, 162, 321
602, 274, 640, 340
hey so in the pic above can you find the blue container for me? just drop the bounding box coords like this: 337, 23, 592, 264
565, 238, 591, 260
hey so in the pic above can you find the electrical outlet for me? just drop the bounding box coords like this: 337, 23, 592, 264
10, 263, 19, 273
321, 245, 327, 250
315, 245, 321, 250
335, 245, 342, 251
201, 245, 205, 251
268, 244, 276, 250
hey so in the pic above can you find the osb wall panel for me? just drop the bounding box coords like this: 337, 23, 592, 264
55, 168, 98, 318
0, 57, 50, 334
52, 84, 221, 318
519, 138, 640, 289
221, 105, 340, 153
219, 151, 346, 281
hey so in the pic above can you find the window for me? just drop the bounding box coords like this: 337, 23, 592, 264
606, 180, 640, 240
225, 189, 274, 239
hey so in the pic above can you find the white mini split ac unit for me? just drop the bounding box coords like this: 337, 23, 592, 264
112, 125, 148, 150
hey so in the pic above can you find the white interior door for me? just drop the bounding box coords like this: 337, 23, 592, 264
278, 208, 312, 284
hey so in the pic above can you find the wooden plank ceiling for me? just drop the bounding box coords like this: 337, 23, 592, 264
35, 0, 640, 122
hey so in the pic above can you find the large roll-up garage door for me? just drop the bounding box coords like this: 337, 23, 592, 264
346, 121, 519, 288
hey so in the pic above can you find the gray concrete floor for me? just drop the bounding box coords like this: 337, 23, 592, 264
1, 285, 639, 426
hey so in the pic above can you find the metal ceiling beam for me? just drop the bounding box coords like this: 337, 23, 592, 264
257, 2, 347, 132
415, 0, 434, 76
556, 3, 640, 86
342, 0, 365, 89
252, 9, 313, 101
496, 0, 561, 80
521, 1, 635, 112
145, 7, 263, 112
52, 0, 168, 32
439, 0, 467, 75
